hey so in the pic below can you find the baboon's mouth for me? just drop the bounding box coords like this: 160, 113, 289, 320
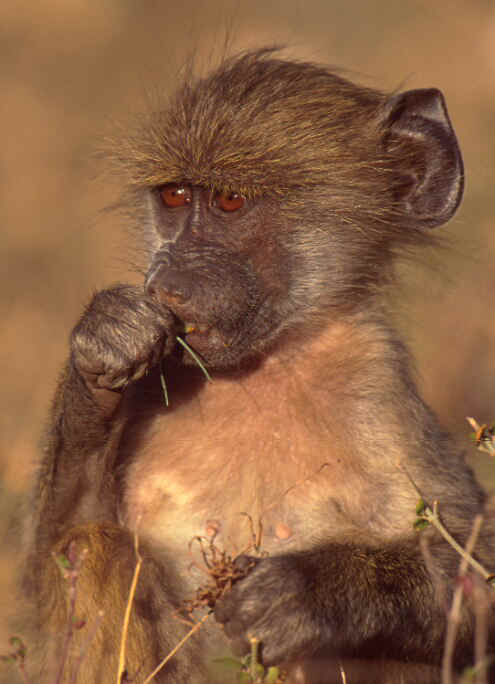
183, 322, 211, 336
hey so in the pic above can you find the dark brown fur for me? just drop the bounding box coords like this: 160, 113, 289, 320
24, 49, 495, 683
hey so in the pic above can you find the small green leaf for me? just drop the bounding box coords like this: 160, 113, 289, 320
415, 498, 427, 516
8, 637, 23, 650
252, 663, 265, 677
460, 656, 495, 681
265, 667, 280, 683
460, 665, 476, 680
211, 657, 243, 672
54, 553, 72, 570
413, 518, 430, 531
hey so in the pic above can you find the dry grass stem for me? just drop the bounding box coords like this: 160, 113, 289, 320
249, 636, 260, 681
472, 576, 490, 684
401, 461, 492, 581
338, 659, 347, 684
442, 514, 483, 684
142, 613, 210, 684
425, 505, 490, 582
116, 530, 143, 684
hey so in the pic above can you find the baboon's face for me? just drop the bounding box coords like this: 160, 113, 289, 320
131, 54, 463, 369
144, 183, 292, 368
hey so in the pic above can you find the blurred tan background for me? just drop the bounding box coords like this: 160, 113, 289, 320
1, 0, 495, 658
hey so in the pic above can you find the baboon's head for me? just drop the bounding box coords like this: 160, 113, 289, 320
116, 49, 463, 367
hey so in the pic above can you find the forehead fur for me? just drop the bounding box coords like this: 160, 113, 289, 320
126, 49, 387, 197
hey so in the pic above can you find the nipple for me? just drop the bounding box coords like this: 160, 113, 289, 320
274, 522, 292, 541
205, 519, 221, 537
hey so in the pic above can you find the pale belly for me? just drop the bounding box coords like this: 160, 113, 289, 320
122, 438, 338, 586
120, 369, 416, 591
120, 397, 361, 588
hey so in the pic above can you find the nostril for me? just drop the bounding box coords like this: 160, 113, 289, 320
154, 286, 186, 307
145, 281, 157, 298
145, 264, 191, 306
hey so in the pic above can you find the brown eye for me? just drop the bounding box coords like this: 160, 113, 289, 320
214, 191, 245, 212
160, 183, 192, 208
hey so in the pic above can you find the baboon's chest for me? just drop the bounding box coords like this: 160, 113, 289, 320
120, 366, 415, 578
123, 413, 340, 556
120, 382, 367, 563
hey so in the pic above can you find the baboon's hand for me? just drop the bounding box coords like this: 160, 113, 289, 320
214, 554, 330, 667
71, 285, 177, 395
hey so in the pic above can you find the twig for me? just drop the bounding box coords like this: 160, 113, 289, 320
467, 417, 495, 457
116, 531, 143, 684
473, 576, 489, 684
442, 514, 483, 684
401, 461, 494, 584
142, 613, 210, 684
250, 636, 260, 682
424, 504, 490, 583
338, 659, 347, 684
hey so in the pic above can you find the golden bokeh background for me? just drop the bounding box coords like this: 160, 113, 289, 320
1, 0, 495, 659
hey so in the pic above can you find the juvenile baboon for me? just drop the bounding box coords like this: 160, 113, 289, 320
24, 49, 495, 683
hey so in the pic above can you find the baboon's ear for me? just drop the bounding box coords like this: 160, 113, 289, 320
381, 88, 464, 228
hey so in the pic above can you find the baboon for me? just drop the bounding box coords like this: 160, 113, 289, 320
24, 49, 495, 683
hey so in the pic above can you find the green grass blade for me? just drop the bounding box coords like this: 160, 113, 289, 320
176, 336, 212, 382
159, 362, 169, 407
